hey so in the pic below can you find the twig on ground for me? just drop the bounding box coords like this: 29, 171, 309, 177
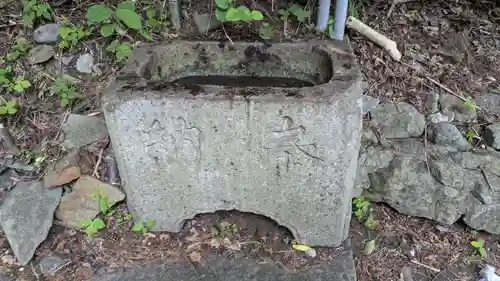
30, 262, 40, 280
410, 259, 441, 273
51, 261, 72, 274
92, 147, 105, 178
221, 24, 234, 44
346, 16, 402, 61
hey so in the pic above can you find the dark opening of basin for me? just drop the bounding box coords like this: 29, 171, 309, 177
172, 75, 315, 88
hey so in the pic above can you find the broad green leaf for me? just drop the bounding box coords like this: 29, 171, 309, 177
225, 8, 240, 21
80, 219, 93, 227
215, 9, 226, 21
93, 218, 106, 229
0, 107, 7, 115
6, 100, 16, 108
106, 40, 120, 52
7, 107, 17, 115
146, 219, 156, 228
117, 1, 136, 11
85, 226, 98, 237
215, 0, 230, 9
60, 97, 69, 107
100, 24, 116, 37
139, 29, 153, 41
251, 10, 264, 20
22, 10, 35, 27
479, 247, 487, 259
471, 239, 485, 248
20, 80, 31, 88
87, 4, 113, 23
132, 221, 144, 232
116, 8, 142, 30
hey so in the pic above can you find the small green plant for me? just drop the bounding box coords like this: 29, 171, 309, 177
92, 191, 115, 216
286, 4, 310, 23
132, 219, 156, 233
21, 149, 46, 168
465, 127, 476, 143
22, 0, 52, 28
9, 77, 31, 93
6, 38, 30, 61
106, 40, 133, 62
471, 239, 487, 259
259, 23, 274, 39
463, 97, 477, 114
81, 218, 106, 237
353, 196, 378, 229
86, 1, 152, 40
0, 99, 18, 116
215, 0, 264, 22
144, 6, 168, 33
0, 66, 12, 87
50, 77, 79, 107
58, 26, 89, 50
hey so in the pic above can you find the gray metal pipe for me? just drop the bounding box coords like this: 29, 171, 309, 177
316, 0, 349, 40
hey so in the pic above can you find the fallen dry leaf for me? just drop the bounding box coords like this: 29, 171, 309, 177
188, 251, 202, 263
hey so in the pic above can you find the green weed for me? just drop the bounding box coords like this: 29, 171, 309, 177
80, 218, 106, 237
0, 99, 18, 116
86, 1, 153, 41
106, 40, 133, 62
50, 77, 79, 107
471, 239, 487, 259
22, 0, 52, 28
258, 23, 274, 39
215, 0, 263, 22
353, 196, 378, 229
10, 77, 31, 93
6, 38, 30, 61
132, 219, 156, 233
58, 26, 90, 50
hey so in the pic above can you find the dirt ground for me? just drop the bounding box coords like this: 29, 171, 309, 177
0, 0, 500, 280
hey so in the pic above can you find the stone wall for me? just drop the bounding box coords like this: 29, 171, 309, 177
357, 91, 500, 234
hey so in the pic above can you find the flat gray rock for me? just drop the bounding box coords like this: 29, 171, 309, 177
439, 93, 476, 122
61, 114, 109, 150
89, 248, 356, 281
33, 24, 59, 43
370, 102, 425, 139
429, 123, 471, 151
56, 175, 125, 228
104, 40, 363, 247
0, 181, 61, 265
28, 45, 55, 65
76, 53, 94, 74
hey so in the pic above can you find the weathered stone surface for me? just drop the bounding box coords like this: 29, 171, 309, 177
0, 169, 15, 192
27, 45, 55, 65
362, 95, 379, 115
0, 181, 61, 265
89, 247, 356, 281
33, 23, 59, 43
439, 93, 476, 122
428, 112, 451, 124
56, 175, 125, 228
103, 40, 363, 246
475, 92, 500, 118
370, 102, 425, 139
484, 123, 500, 150
61, 114, 109, 150
368, 155, 472, 225
43, 150, 81, 188
192, 13, 221, 34
429, 123, 471, 151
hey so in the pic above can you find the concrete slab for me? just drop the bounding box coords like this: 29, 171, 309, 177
103, 40, 363, 246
